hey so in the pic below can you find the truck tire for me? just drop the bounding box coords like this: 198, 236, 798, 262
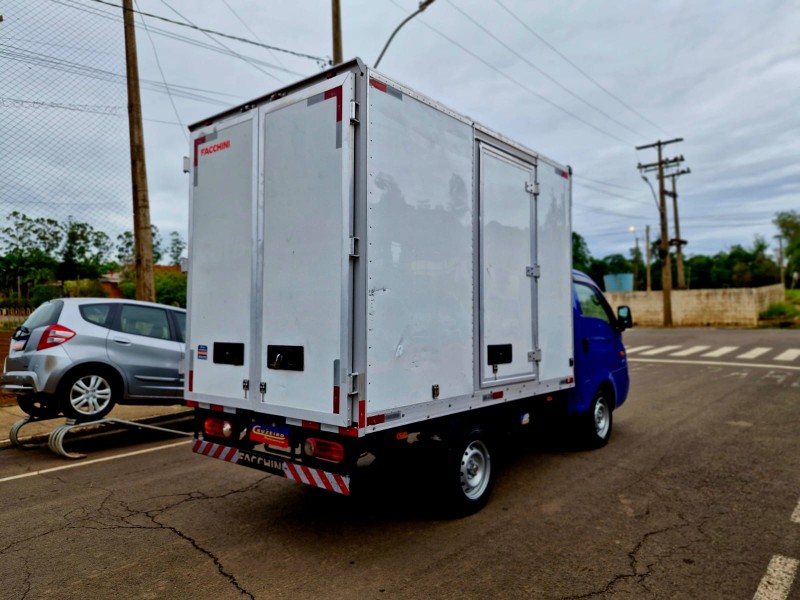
59, 368, 119, 422
581, 389, 613, 449
444, 428, 496, 516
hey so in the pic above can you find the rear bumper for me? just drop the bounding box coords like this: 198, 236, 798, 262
192, 436, 352, 496
0, 371, 41, 394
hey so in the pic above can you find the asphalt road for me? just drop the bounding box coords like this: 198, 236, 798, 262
1, 328, 798, 600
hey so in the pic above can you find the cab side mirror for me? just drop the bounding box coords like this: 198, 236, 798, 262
617, 305, 633, 331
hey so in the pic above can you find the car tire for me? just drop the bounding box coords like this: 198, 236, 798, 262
59, 368, 119, 422
17, 394, 61, 420
580, 389, 613, 449
443, 428, 496, 516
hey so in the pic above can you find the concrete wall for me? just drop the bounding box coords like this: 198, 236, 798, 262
606, 284, 785, 327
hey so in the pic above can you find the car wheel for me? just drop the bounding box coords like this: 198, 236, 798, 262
17, 394, 61, 420
443, 428, 496, 516
59, 368, 119, 421
581, 389, 613, 449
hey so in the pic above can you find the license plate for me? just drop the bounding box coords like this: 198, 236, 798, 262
249, 422, 289, 448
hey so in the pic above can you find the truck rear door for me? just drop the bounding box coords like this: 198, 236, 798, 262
257, 72, 355, 427
187, 111, 257, 408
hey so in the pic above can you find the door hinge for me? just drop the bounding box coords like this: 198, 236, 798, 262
350, 100, 359, 124
525, 182, 539, 195
528, 349, 542, 362
349, 236, 360, 258
526, 265, 541, 278
347, 373, 359, 396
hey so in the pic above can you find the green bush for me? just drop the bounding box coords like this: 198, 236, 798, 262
761, 302, 800, 320
119, 270, 187, 307
786, 289, 800, 305
63, 279, 108, 298
31, 284, 63, 305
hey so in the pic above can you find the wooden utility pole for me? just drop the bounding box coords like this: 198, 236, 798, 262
775, 235, 785, 287
666, 168, 691, 289
637, 138, 684, 326
645, 225, 652, 291
123, 0, 155, 302
331, 0, 342, 64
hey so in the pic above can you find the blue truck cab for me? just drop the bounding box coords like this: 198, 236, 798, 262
568, 270, 632, 447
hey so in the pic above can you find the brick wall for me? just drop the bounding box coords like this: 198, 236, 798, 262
606, 284, 785, 327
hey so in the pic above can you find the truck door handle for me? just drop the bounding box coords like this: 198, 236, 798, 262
582, 338, 590, 353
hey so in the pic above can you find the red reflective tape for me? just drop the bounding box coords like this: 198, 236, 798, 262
192, 438, 202, 452
188, 371, 193, 393
193, 136, 206, 166
492, 390, 504, 400
210, 404, 224, 412
223, 447, 237, 462
318, 472, 335, 492
185, 399, 198, 408
301, 420, 321, 430
324, 87, 342, 122
369, 78, 387, 92
212, 444, 226, 459
284, 461, 300, 481
358, 400, 366, 429
333, 385, 340, 414
367, 414, 385, 426
300, 465, 316, 485
333, 474, 350, 496
338, 426, 359, 437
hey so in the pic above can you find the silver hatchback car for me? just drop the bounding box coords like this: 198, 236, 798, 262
1, 298, 185, 421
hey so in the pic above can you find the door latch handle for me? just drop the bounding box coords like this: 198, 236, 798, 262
582, 338, 590, 353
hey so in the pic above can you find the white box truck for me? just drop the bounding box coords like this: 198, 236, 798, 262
185, 58, 630, 514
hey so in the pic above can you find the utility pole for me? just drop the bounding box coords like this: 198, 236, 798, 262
645, 225, 652, 291
637, 138, 684, 327
123, 0, 155, 302
665, 168, 691, 289
331, 0, 342, 64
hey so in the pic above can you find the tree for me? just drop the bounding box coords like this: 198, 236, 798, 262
774, 211, 800, 285
57, 217, 112, 282
116, 225, 163, 265
168, 231, 186, 266
572, 232, 592, 273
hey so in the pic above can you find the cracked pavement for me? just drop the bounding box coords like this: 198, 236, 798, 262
1, 328, 799, 599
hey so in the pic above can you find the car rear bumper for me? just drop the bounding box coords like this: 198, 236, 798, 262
0, 371, 41, 394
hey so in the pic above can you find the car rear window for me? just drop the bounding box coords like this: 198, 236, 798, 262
21, 300, 63, 333
79, 303, 114, 327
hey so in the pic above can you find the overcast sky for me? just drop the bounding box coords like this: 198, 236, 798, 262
3, 0, 799, 261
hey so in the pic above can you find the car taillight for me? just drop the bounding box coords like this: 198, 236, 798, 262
303, 438, 345, 463
204, 417, 233, 439
36, 325, 76, 351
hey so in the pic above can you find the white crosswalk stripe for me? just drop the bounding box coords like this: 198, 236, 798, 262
640, 345, 682, 356
701, 346, 739, 358
737, 347, 771, 360
670, 345, 711, 357
775, 349, 800, 362
625, 346, 654, 354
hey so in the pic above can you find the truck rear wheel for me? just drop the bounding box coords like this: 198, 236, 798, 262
444, 429, 495, 516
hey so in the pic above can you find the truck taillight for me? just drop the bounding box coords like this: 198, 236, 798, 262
204, 417, 233, 439
36, 325, 76, 351
303, 438, 345, 463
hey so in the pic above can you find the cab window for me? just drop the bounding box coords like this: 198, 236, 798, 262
575, 282, 615, 325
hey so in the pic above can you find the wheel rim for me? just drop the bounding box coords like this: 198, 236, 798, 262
69, 375, 113, 416
594, 397, 610, 439
460, 440, 491, 500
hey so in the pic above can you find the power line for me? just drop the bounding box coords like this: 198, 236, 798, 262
158, 0, 283, 84
218, 0, 287, 70
572, 174, 639, 192
493, 0, 667, 135
445, 0, 648, 141
136, 0, 188, 141
385, 0, 635, 146
81, 0, 328, 65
